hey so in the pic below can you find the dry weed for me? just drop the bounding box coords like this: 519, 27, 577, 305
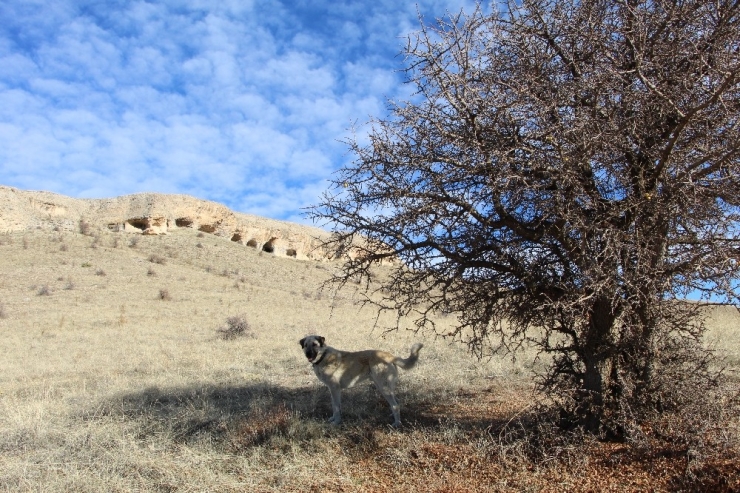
148, 253, 167, 265
217, 315, 252, 340
79, 219, 92, 236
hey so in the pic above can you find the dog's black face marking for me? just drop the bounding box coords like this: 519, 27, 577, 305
300, 335, 326, 363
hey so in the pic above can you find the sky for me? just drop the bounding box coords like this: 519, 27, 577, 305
0, 0, 477, 224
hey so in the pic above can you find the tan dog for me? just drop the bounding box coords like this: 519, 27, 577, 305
299, 335, 423, 427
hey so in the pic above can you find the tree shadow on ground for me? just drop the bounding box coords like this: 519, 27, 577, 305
76, 379, 739, 491
82, 379, 511, 450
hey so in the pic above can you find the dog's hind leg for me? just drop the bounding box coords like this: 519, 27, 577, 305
372, 369, 402, 427
381, 389, 401, 428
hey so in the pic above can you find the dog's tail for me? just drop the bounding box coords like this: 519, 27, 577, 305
394, 343, 423, 370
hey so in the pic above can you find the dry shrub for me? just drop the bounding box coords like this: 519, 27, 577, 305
217, 315, 252, 340
489, 376, 740, 489
0, 302, 6, 319
79, 219, 92, 236
37, 285, 52, 296
148, 254, 166, 265
158, 289, 171, 301
629, 363, 740, 489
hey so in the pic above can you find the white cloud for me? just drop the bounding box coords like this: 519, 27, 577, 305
0, 0, 476, 219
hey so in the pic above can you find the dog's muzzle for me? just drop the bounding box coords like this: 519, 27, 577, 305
306, 349, 324, 365
304, 348, 318, 363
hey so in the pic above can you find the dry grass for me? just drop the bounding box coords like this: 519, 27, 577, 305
1, 228, 738, 492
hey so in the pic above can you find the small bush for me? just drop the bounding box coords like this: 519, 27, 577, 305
147, 267, 157, 277
129, 236, 139, 248
218, 315, 252, 340
37, 285, 52, 296
79, 219, 92, 236
59, 243, 68, 252
0, 303, 7, 319
148, 254, 166, 265
64, 278, 75, 290
158, 289, 171, 301
95, 268, 106, 276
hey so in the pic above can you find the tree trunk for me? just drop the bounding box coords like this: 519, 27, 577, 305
577, 296, 615, 433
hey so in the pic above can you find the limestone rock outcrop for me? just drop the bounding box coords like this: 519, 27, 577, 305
0, 186, 334, 261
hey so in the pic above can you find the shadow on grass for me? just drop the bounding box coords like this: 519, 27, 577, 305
76, 380, 740, 491
82, 380, 510, 451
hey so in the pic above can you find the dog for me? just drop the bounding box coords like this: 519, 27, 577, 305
299, 335, 423, 427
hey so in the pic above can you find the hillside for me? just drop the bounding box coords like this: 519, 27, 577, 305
0, 187, 738, 492
0, 185, 331, 260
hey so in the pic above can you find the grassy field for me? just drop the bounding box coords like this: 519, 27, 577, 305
1, 227, 738, 492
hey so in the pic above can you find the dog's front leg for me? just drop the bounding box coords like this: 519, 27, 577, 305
328, 385, 342, 425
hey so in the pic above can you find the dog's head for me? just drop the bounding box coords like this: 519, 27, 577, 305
299, 335, 326, 363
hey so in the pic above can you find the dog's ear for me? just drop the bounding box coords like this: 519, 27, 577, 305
317, 336, 325, 346
299, 337, 306, 347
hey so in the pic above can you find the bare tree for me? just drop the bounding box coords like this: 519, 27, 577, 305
310, 0, 740, 435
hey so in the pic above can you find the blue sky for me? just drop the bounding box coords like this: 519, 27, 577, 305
0, 0, 476, 224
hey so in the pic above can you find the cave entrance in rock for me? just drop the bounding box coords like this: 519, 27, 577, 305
262, 238, 277, 253
127, 219, 148, 231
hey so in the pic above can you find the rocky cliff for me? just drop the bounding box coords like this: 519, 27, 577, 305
0, 186, 334, 260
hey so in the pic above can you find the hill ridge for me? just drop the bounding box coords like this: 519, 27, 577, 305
0, 185, 331, 260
